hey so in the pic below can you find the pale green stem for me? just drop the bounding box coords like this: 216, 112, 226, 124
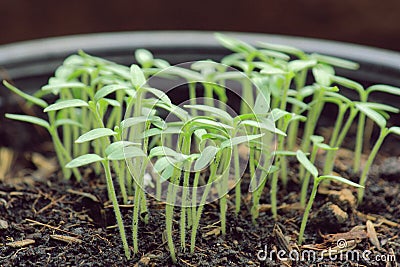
323, 104, 346, 175
102, 160, 130, 259
298, 177, 319, 245
300, 145, 318, 207
234, 145, 241, 215
358, 128, 388, 203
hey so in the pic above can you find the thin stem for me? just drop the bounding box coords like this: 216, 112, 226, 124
180, 134, 192, 251
353, 93, 368, 173
102, 160, 130, 259
300, 145, 318, 207
323, 104, 346, 175
363, 118, 374, 153
358, 128, 388, 203
166, 166, 181, 263
234, 145, 241, 215
298, 178, 319, 245
287, 70, 307, 150
190, 154, 220, 253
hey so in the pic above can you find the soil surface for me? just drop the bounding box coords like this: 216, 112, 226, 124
0, 146, 399, 267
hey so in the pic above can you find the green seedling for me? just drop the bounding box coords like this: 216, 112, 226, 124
266, 109, 306, 220
296, 150, 363, 245
66, 133, 146, 259
355, 103, 400, 202
318, 92, 358, 175
4, 33, 400, 262
300, 136, 337, 207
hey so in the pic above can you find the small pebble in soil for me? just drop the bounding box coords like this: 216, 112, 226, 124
379, 156, 400, 180
312, 202, 348, 228
0, 218, 8, 229
235, 226, 243, 233
328, 188, 357, 211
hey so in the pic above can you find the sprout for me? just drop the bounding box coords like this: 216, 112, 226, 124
3, 34, 399, 263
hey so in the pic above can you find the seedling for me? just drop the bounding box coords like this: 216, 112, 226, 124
296, 150, 363, 245
66, 138, 146, 259
3, 34, 400, 263
354, 103, 400, 202
300, 135, 337, 207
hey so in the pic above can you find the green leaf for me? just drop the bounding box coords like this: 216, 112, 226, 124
184, 104, 233, 123
107, 146, 146, 160
241, 119, 286, 136
258, 49, 290, 61
221, 133, 264, 149
75, 128, 117, 143
153, 59, 170, 69
41, 82, 86, 92
99, 98, 121, 108
5, 114, 50, 129
355, 103, 387, 129
162, 66, 203, 81
194, 146, 219, 171
288, 59, 317, 73
310, 53, 359, 70
149, 146, 183, 159
44, 99, 88, 112
359, 102, 399, 114
142, 87, 172, 107
367, 84, 400, 96
191, 60, 219, 72
154, 157, 176, 173
55, 119, 85, 129
193, 118, 234, 130
135, 49, 154, 65
331, 75, 364, 96
215, 33, 256, 54
286, 97, 310, 112
130, 64, 146, 88
268, 108, 289, 122
310, 135, 324, 144
65, 154, 104, 168
94, 84, 132, 101
260, 65, 287, 75
272, 150, 298, 156
296, 150, 318, 178
194, 129, 207, 139
318, 175, 363, 188
160, 164, 174, 181
3, 81, 48, 108
388, 126, 400, 136
121, 116, 161, 129
312, 64, 334, 86
257, 42, 305, 58
316, 143, 338, 151
253, 91, 270, 115
104, 65, 131, 80
105, 141, 140, 156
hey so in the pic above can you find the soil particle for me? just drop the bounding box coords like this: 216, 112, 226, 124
312, 202, 348, 227
379, 156, 400, 180
327, 188, 357, 211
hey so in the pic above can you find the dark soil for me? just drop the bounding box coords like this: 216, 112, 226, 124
0, 148, 399, 267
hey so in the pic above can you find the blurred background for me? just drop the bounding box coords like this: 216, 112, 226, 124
0, 0, 400, 51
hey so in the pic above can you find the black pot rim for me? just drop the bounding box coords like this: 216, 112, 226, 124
1, 30, 400, 69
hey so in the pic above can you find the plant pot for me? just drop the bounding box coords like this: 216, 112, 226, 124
1, 31, 399, 266
2, 31, 399, 151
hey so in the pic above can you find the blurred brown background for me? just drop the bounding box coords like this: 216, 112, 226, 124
0, 0, 400, 51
